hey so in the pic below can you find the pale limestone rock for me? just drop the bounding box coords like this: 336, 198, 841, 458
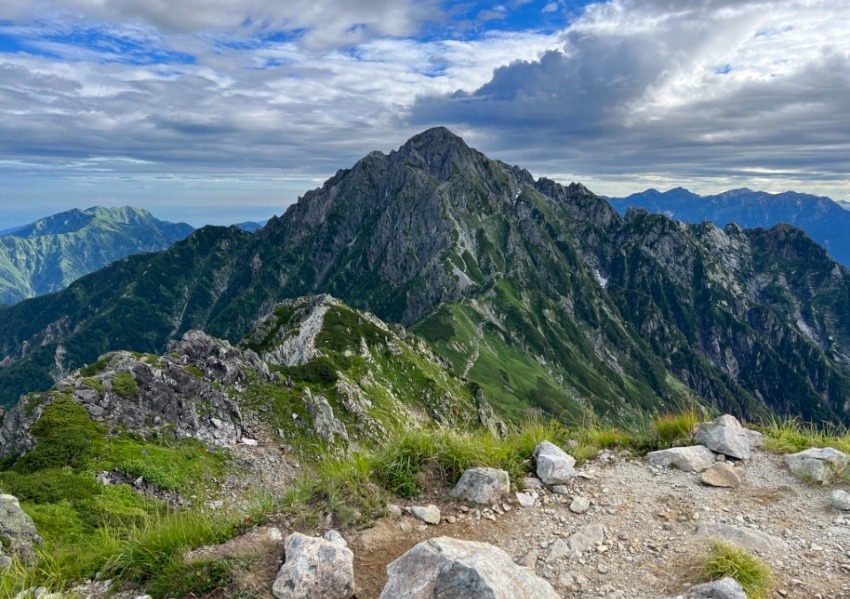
379, 537, 558, 599
534, 441, 577, 485
452, 468, 510, 504
272, 532, 355, 599
646, 446, 716, 472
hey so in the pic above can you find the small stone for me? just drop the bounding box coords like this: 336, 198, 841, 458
570, 497, 591, 514
411, 505, 441, 525
700, 462, 743, 488
551, 485, 570, 495
831, 490, 850, 511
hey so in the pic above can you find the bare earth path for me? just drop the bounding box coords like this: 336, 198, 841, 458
346, 449, 850, 598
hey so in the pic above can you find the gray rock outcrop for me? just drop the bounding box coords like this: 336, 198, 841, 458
0, 494, 41, 565
675, 577, 747, 599
272, 532, 355, 599
451, 468, 510, 504
785, 447, 850, 485
646, 446, 716, 472
694, 415, 762, 460
534, 441, 577, 484
379, 536, 559, 599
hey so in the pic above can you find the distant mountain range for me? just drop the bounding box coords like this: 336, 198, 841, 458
609, 188, 850, 267
0, 129, 848, 427
0, 206, 193, 305
837, 200, 850, 211
233, 220, 268, 233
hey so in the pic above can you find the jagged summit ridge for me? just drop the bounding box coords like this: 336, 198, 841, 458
0, 128, 848, 424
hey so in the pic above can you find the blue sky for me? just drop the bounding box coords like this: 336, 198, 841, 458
1, 0, 848, 227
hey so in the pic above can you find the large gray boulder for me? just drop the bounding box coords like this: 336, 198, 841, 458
272, 532, 355, 599
0, 494, 41, 565
533, 441, 576, 485
785, 447, 850, 485
694, 415, 762, 460
451, 468, 510, 504
646, 446, 716, 472
379, 537, 559, 599
674, 577, 747, 599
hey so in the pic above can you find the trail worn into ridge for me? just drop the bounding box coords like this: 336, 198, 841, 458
346, 449, 850, 598
161, 445, 850, 599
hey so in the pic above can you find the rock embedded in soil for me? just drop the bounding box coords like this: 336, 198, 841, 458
696, 522, 786, 553
410, 505, 441, 525
674, 577, 747, 599
534, 441, 577, 484
272, 532, 355, 599
451, 467, 510, 504
694, 414, 762, 460
785, 447, 850, 485
830, 489, 850, 511
700, 462, 743, 488
570, 496, 591, 514
379, 536, 559, 599
646, 446, 716, 472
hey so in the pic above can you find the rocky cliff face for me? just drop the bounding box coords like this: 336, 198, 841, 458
0, 129, 848, 424
609, 186, 850, 267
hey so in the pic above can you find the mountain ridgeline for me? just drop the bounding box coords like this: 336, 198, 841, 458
0, 128, 848, 425
0, 206, 194, 305
609, 187, 850, 267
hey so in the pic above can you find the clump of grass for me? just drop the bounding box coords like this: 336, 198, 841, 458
652, 409, 698, 448
703, 541, 773, 598
759, 417, 850, 455
111, 372, 139, 397
102, 509, 235, 589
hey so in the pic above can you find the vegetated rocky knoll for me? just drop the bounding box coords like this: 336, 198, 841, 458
0, 206, 193, 305
0, 129, 848, 425
0, 295, 494, 463
609, 187, 850, 267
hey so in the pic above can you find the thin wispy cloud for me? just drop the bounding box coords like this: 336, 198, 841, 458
0, 0, 847, 226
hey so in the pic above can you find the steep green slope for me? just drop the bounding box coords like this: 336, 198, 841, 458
0, 206, 194, 305
0, 128, 848, 426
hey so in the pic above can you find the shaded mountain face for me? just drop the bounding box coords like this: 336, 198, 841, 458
609, 188, 850, 267
0, 128, 849, 426
0, 206, 194, 305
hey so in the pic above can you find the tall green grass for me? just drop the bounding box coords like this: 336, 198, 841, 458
703, 541, 773, 598
758, 416, 850, 455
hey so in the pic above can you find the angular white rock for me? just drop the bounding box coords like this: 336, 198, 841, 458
272, 532, 355, 599
694, 415, 762, 460
534, 441, 577, 485
379, 537, 558, 599
452, 467, 510, 504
